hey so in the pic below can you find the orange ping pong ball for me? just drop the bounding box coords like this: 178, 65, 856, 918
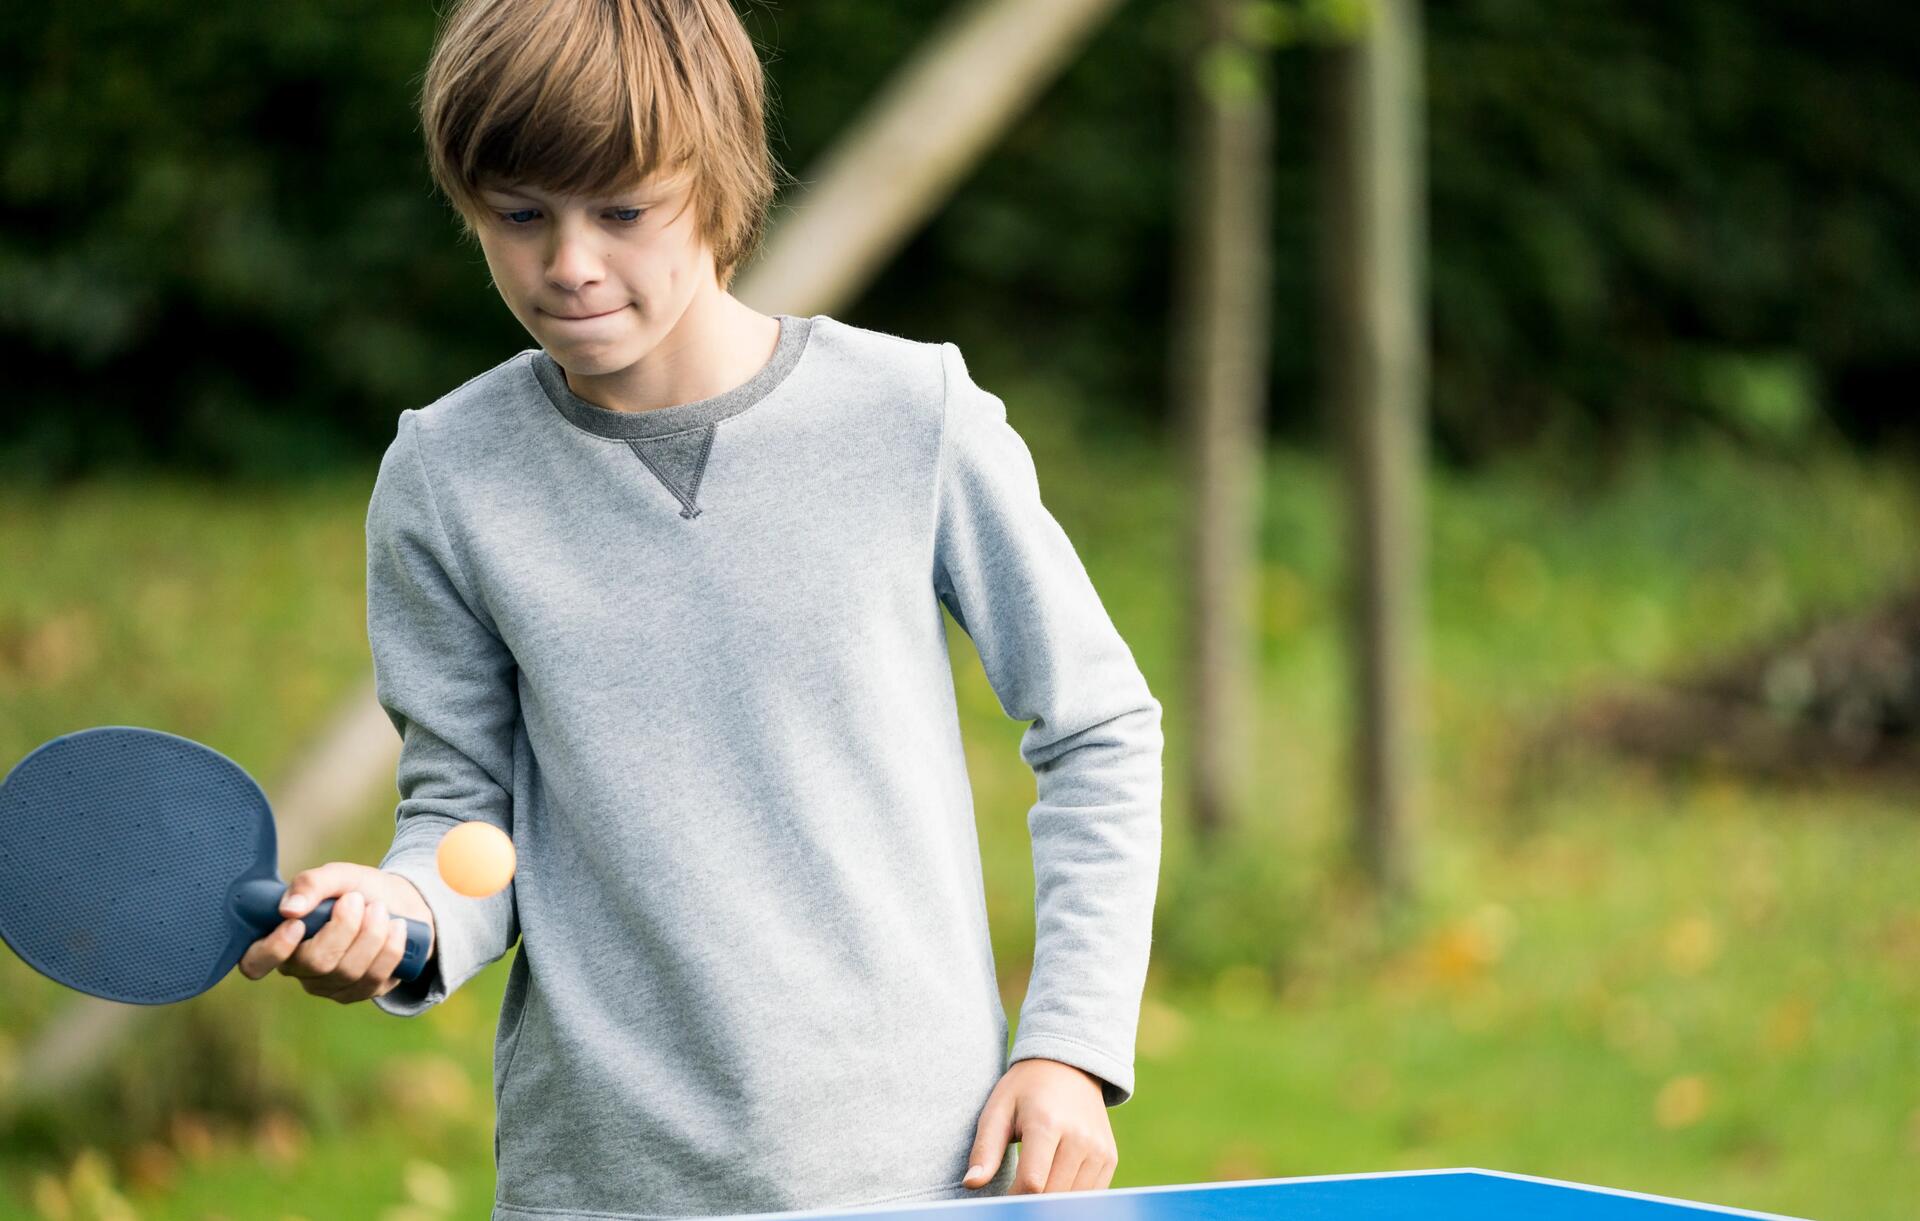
436, 822, 516, 898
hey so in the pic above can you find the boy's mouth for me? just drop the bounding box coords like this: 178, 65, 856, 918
545, 304, 629, 321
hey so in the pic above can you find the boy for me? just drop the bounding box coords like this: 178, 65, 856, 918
237, 1, 1163, 1217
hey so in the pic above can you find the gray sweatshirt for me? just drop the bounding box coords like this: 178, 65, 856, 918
364, 313, 1163, 1219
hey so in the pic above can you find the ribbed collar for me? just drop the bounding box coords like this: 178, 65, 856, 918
529, 313, 814, 440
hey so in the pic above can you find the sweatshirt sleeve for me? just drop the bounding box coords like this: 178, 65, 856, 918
365, 409, 523, 1018
932, 342, 1164, 1107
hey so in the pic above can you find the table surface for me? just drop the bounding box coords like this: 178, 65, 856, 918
726, 1169, 1810, 1221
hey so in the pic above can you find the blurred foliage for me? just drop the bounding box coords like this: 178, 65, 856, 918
1416, 0, 1920, 465
1, 0, 1918, 480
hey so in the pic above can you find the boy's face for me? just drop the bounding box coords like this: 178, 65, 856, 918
472, 169, 715, 371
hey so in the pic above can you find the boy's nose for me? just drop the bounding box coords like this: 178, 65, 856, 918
545, 236, 604, 288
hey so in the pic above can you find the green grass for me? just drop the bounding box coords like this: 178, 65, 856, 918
2, 425, 1916, 1220
1118, 781, 1920, 1220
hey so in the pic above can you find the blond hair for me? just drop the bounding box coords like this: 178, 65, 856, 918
418, 0, 784, 290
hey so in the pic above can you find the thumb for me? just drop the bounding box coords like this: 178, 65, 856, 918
280, 862, 359, 917
962, 1097, 1014, 1189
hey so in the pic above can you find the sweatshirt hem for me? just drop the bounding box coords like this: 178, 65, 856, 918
491, 1173, 994, 1219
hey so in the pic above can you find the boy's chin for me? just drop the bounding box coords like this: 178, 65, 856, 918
536, 325, 641, 361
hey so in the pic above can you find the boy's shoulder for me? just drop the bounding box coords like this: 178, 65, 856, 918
811, 316, 1016, 454
801, 314, 957, 412
807, 312, 945, 364
400, 347, 541, 440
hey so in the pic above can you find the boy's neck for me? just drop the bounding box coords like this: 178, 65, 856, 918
557, 289, 782, 416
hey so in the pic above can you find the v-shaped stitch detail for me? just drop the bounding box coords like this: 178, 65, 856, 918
625, 425, 717, 519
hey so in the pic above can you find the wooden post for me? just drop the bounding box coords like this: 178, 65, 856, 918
1321, 0, 1427, 898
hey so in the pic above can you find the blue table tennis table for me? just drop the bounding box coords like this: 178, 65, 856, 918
728, 1169, 1811, 1220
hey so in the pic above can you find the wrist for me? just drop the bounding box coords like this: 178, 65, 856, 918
382, 870, 437, 954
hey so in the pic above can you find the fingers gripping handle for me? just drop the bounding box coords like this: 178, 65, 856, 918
231, 879, 430, 983
294, 897, 432, 983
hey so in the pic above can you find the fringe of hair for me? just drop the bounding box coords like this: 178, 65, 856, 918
419, 0, 789, 289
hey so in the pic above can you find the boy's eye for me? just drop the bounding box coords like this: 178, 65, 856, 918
495, 207, 648, 226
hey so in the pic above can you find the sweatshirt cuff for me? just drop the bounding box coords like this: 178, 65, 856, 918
369, 848, 503, 1018
1008, 1032, 1135, 1107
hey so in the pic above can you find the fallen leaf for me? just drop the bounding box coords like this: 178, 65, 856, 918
123, 1141, 179, 1194
403, 1159, 456, 1211
1654, 1074, 1710, 1128
251, 1109, 307, 1168
1664, 915, 1720, 975
1759, 996, 1813, 1055
1422, 903, 1516, 986
382, 1054, 474, 1125
21, 610, 98, 687
169, 1111, 217, 1164
30, 1172, 69, 1221
1207, 1139, 1267, 1182
63, 1148, 138, 1221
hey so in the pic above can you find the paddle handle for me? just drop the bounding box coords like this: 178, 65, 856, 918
231, 879, 431, 983
298, 898, 433, 984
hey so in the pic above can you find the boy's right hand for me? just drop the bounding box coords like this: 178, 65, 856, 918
238, 862, 436, 1004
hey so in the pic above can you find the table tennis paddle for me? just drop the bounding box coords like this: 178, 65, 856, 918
0, 725, 431, 1005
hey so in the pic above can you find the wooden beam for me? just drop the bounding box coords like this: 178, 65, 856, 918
735, 0, 1126, 314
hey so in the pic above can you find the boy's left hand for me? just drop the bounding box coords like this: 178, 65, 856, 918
962, 1058, 1117, 1194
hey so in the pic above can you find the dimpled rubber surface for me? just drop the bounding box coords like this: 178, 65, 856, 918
0, 726, 274, 1004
